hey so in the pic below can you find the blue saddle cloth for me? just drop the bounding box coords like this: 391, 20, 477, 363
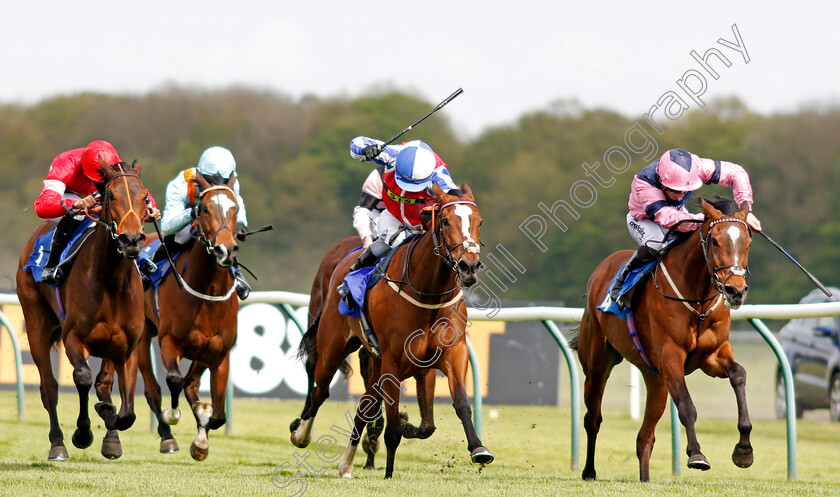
596, 260, 657, 320
338, 238, 412, 319
23, 218, 96, 284
138, 240, 181, 291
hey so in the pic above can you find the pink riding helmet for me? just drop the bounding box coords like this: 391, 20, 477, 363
657, 149, 702, 192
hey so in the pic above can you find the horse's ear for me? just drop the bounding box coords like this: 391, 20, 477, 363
224, 173, 236, 188
700, 197, 723, 219
461, 182, 474, 199
131, 159, 142, 176
97, 156, 111, 178
431, 182, 445, 200
195, 171, 210, 190
420, 206, 434, 230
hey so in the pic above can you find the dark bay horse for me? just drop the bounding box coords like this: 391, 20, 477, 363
290, 183, 492, 479
572, 196, 755, 482
307, 236, 437, 470
138, 173, 241, 461
16, 159, 151, 460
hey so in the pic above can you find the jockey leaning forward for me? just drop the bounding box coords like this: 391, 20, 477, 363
609, 148, 762, 310
35, 140, 161, 284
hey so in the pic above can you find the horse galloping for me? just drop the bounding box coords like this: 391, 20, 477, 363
572, 196, 755, 481
291, 183, 492, 478
16, 159, 151, 460
138, 173, 241, 461
306, 236, 437, 470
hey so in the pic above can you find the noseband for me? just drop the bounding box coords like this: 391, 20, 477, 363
195, 186, 237, 252
699, 217, 750, 294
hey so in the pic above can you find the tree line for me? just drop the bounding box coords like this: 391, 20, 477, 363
1, 88, 838, 308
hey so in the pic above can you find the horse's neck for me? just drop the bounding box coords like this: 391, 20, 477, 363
89, 226, 133, 285
400, 231, 457, 294
663, 231, 712, 293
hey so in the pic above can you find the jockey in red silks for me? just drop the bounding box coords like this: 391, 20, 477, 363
609, 148, 762, 309
34, 140, 160, 283
336, 136, 461, 299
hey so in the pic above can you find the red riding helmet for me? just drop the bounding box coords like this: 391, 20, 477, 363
80, 140, 121, 182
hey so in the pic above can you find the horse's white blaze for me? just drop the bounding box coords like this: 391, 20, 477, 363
454, 204, 479, 253
726, 225, 741, 266
338, 444, 358, 478
211, 192, 237, 218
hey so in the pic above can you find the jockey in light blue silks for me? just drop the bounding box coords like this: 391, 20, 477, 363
150, 146, 251, 299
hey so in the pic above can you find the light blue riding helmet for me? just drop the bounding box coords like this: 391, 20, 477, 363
197, 146, 237, 179
394, 140, 437, 192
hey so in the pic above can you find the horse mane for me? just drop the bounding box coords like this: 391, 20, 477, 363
698, 194, 737, 215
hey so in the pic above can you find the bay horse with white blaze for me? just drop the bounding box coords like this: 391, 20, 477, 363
572, 196, 755, 481
16, 158, 151, 460
138, 172, 240, 460
291, 183, 492, 478
306, 236, 437, 470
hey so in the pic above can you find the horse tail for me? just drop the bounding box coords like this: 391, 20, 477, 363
567, 326, 581, 351
297, 313, 321, 366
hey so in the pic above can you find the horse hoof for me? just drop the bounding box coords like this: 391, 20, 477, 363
362, 435, 379, 455
48, 445, 70, 461
116, 413, 137, 431
732, 444, 754, 468
687, 454, 711, 471
160, 438, 180, 454
338, 461, 354, 478
363, 463, 375, 470
399, 411, 409, 424
163, 407, 181, 425
190, 442, 209, 461
470, 447, 494, 464
71, 428, 94, 449
289, 418, 301, 433
101, 437, 123, 460
581, 468, 596, 480
94, 401, 116, 417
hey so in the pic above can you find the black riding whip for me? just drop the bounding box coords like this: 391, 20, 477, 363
758, 230, 832, 297
378, 88, 464, 149
145, 194, 183, 290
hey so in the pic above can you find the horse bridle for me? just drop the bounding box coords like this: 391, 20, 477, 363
699, 216, 750, 295
194, 185, 237, 253
430, 200, 481, 273
388, 200, 482, 299
87, 166, 147, 247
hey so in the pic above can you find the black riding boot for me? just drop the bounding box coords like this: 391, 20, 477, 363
41, 216, 83, 284
336, 239, 391, 299
609, 245, 657, 309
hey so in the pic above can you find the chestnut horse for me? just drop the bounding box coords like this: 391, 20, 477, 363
138, 173, 240, 461
306, 236, 437, 470
572, 196, 755, 482
16, 159, 151, 461
290, 183, 492, 479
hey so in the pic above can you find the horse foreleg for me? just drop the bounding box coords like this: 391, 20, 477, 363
28, 321, 67, 460
160, 336, 183, 425
207, 355, 230, 431
701, 346, 753, 469
637, 373, 669, 482
64, 333, 94, 451
442, 349, 494, 467
340, 384, 385, 478
403, 369, 436, 439
378, 368, 405, 479
94, 360, 122, 459
137, 326, 178, 453
183, 361, 211, 461
661, 346, 708, 471
358, 350, 382, 470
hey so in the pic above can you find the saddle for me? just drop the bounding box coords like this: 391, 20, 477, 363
23, 219, 96, 285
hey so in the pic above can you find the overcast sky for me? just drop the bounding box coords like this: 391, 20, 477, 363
3, 1, 837, 138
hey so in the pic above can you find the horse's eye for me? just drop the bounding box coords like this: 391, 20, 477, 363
441, 218, 450, 228
711, 238, 719, 247
107, 192, 115, 200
